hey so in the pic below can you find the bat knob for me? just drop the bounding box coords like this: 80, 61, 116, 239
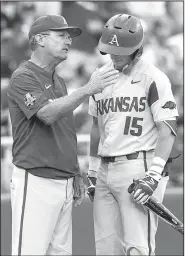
177, 226, 184, 234
128, 182, 137, 194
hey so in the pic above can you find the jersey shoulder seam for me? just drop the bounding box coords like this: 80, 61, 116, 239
11, 67, 38, 82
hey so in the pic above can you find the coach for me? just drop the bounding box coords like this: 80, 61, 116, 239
7, 14, 119, 255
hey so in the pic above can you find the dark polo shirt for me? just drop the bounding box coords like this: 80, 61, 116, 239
7, 60, 80, 179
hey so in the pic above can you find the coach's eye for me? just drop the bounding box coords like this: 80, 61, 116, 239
59, 34, 72, 41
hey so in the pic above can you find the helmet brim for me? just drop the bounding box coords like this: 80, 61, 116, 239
50, 26, 82, 38
98, 40, 143, 56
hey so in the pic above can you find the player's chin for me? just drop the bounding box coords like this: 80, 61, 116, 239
114, 62, 125, 70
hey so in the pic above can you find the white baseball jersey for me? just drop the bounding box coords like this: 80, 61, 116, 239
88, 58, 179, 156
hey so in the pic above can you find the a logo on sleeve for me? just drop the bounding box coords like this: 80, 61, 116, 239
24, 93, 36, 108
162, 101, 176, 110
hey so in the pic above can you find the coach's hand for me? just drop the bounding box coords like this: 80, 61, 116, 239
87, 174, 97, 202
86, 62, 119, 95
73, 176, 85, 207
129, 175, 159, 204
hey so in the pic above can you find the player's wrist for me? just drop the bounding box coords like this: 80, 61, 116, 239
145, 171, 161, 182
148, 156, 166, 182
88, 170, 97, 178
88, 156, 100, 177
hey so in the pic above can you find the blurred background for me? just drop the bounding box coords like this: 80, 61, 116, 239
1, 1, 184, 255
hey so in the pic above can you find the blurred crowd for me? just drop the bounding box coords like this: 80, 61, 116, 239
1, 1, 183, 189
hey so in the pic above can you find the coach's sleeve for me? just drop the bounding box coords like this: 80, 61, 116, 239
147, 74, 179, 122
88, 95, 98, 117
8, 73, 49, 120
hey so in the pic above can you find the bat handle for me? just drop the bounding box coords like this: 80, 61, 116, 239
87, 177, 93, 187
128, 182, 137, 194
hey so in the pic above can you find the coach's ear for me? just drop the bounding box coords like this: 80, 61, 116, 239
35, 34, 45, 47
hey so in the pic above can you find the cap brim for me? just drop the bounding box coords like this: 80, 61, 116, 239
50, 26, 82, 38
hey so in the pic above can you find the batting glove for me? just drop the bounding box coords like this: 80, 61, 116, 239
87, 174, 97, 202
130, 175, 159, 205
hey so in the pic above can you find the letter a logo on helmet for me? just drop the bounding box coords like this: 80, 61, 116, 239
109, 35, 119, 46
98, 14, 144, 56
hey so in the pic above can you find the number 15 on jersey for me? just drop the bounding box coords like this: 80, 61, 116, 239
124, 116, 143, 136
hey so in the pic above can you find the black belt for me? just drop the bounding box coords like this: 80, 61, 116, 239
101, 151, 141, 163
101, 151, 169, 177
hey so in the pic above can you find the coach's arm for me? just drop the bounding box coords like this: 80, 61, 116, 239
36, 63, 119, 125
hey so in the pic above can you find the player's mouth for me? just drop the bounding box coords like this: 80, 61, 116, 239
112, 57, 125, 63
113, 60, 125, 67
112, 58, 128, 67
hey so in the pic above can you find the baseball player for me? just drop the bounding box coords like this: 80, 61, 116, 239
7, 15, 119, 255
87, 14, 179, 255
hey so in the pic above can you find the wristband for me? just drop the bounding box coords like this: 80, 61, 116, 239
88, 156, 100, 178
147, 157, 166, 182
88, 170, 97, 178
150, 157, 166, 174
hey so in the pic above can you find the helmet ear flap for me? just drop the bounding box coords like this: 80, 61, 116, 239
131, 46, 143, 61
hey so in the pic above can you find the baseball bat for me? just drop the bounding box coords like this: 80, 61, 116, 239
128, 183, 184, 235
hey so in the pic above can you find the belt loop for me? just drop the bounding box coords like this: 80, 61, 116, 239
143, 151, 148, 172
143, 151, 146, 160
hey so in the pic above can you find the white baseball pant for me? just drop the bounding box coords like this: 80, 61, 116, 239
93, 151, 169, 255
10, 166, 73, 255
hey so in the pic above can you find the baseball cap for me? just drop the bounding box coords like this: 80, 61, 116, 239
28, 15, 82, 39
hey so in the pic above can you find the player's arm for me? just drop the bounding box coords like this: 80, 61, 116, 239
88, 116, 101, 178
145, 119, 176, 179
152, 120, 176, 162
131, 75, 178, 204
87, 116, 101, 202
146, 76, 178, 182
37, 63, 119, 125
132, 119, 177, 205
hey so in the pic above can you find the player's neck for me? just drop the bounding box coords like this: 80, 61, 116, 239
116, 58, 140, 75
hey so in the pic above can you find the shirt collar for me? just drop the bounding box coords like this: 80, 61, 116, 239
27, 60, 55, 80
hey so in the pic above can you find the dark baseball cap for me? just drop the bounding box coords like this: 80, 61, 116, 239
28, 15, 82, 39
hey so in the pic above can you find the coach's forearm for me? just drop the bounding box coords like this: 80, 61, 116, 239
36, 62, 120, 125
37, 86, 90, 125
